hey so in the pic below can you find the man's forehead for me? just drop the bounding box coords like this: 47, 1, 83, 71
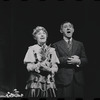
63, 22, 72, 26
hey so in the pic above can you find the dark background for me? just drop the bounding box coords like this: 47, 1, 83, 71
0, 0, 100, 98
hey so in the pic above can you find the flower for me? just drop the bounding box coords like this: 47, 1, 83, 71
5, 89, 23, 98
40, 44, 51, 62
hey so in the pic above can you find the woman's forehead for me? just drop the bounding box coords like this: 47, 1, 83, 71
37, 29, 45, 33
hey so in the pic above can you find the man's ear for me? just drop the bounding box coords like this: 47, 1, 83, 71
72, 28, 74, 33
60, 29, 63, 33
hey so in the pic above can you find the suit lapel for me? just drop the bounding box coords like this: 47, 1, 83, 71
71, 39, 78, 55
59, 40, 69, 55
59, 39, 78, 56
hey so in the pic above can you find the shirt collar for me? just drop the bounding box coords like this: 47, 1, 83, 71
63, 36, 72, 43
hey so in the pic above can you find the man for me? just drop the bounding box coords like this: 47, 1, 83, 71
52, 21, 88, 98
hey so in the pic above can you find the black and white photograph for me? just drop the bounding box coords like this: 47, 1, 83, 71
0, 0, 100, 99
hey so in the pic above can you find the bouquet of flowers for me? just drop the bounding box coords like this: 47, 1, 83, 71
5, 89, 23, 98
34, 44, 54, 83
40, 44, 52, 64
35, 44, 52, 75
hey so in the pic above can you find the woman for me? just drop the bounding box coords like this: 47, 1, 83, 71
24, 26, 59, 97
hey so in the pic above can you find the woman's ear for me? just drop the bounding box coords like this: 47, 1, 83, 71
34, 37, 37, 40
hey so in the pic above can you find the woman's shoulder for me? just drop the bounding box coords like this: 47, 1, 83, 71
28, 44, 39, 49
49, 47, 55, 52
28, 44, 40, 52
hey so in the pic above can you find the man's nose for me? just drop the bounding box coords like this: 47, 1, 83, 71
67, 28, 70, 30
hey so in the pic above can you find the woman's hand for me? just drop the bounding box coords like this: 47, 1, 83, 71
40, 61, 51, 72
35, 62, 41, 73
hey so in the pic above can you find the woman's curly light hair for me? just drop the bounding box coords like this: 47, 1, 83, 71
32, 26, 48, 39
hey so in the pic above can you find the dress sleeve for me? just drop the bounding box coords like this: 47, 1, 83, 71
51, 48, 60, 64
50, 48, 59, 73
24, 47, 36, 64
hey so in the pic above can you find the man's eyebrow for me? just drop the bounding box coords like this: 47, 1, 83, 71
63, 25, 68, 27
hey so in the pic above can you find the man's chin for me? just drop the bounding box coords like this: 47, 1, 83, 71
67, 37, 71, 39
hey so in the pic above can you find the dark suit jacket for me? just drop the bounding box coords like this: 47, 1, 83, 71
52, 39, 88, 86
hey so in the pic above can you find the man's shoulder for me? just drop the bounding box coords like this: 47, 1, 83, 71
53, 40, 64, 45
73, 39, 83, 44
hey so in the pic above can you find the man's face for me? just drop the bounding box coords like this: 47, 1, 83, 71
62, 22, 74, 39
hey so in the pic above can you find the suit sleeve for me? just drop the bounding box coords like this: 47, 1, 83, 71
80, 43, 88, 67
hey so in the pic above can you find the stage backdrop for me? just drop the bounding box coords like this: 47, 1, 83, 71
0, 0, 100, 98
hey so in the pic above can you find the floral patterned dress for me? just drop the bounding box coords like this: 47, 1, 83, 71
24, 44, 59, 97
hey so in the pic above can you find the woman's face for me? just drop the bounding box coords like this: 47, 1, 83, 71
35, 30, 47, 44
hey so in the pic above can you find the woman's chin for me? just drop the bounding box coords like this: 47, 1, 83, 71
39, 41, 46, 44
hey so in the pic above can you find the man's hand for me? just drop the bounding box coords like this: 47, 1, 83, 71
67, 55, 81, 66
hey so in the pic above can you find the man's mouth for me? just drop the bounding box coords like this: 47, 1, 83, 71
67, 31, 71, 33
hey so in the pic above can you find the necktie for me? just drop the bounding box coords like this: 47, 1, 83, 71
67, 40, 71, 51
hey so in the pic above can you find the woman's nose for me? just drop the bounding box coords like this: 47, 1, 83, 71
41, 34, 44, 36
